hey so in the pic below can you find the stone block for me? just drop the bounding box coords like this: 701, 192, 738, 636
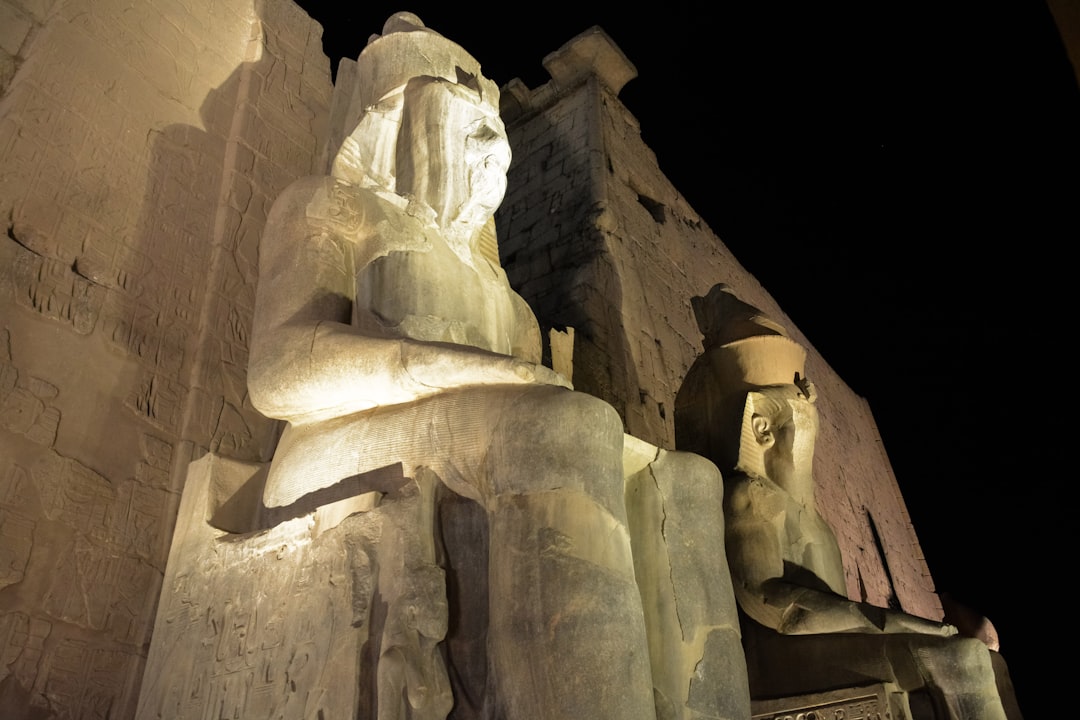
0, 4, 32, 57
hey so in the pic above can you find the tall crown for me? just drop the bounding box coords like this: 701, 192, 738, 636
331, 13, 501, 190
675, 284, 810, 473
354, 13, 499, 116
691, 283, 807, 391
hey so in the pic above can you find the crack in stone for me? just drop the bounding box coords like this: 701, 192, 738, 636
647, 462, 687, 642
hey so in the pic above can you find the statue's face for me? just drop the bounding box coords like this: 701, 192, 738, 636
459, 104, 511, 227
415, 592, 450, 639
394, 77, 510, 241
762, 393, 819, 493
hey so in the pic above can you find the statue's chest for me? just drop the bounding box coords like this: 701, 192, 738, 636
354, 244, 516, 354
779, 502, 847, 594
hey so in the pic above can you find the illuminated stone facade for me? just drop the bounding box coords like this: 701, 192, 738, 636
0, 1, 328, 716
0, 3, 1007, 718
496, 28, 940, 619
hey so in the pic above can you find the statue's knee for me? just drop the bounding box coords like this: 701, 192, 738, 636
498, 388, 622, 456
488, 388, 625, 499
654, 450, 724, 504
915, 636, 997, 692
542, 388, 622, 437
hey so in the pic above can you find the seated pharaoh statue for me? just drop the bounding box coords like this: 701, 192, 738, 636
674, 284, 1012, 720
248, 13, 748, 720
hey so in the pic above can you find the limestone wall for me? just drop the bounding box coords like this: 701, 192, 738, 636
0, 6, 951, 717
497, 29, 942, 622
0, 0, 330, 716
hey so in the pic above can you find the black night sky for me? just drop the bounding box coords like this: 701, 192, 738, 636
296, 2, 1079, 715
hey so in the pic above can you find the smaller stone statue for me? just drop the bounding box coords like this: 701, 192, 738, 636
378, 564, 453, 720
675, 284, 1011, 720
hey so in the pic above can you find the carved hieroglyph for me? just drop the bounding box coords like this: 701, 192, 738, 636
1, 1, 331, 715
675, 284, 1011, 720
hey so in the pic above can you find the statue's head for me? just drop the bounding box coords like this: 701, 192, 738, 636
676, 285, 818, 497
332, 13, 510, 244
740, 381, 818, 495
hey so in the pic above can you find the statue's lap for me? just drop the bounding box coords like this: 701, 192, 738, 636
265, 383, 624, 510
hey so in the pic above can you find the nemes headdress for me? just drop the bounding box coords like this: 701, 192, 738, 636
331, 12, 501, 189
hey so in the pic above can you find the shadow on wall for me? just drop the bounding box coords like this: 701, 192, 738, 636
0, 2, 310, 715
495, 104, 643, 444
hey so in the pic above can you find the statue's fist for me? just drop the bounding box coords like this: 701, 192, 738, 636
515, 361, 572, 390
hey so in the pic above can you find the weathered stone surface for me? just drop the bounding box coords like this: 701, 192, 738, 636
0, 0, 331, 716
136, 454, 375, 719
496, 28, 941, 622
625, 436, 749, 720
142, 429, 751, 720
0, 2, 1017, 717
233, 13, 749, 719
243, 13, 664, 719
674, 284, 1010, 719
749, 684, 895, 720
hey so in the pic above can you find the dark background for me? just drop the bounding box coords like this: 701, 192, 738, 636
296, 2, 1078, 715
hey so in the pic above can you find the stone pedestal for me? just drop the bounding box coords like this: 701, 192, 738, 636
139, 432, 751, 719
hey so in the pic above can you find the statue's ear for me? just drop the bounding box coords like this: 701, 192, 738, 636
751, 413, 774, 449
738, 391, 770, 479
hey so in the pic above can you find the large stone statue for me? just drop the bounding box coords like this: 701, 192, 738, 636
674, 284, 1011, 720
248, 14, 746, 720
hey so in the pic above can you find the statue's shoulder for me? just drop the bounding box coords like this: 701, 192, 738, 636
273, 174, 335, 204
264, 175, 337, 228
267, 177, 412, 249
268, 175, 394, 213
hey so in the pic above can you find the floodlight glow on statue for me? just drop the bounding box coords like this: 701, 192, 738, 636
676, 284, 1010, 720
248, 13, 657, 719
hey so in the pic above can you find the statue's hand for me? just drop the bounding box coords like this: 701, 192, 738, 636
401, 342, 572, 393
524, 362, 573, 390
883, 611, 958, 637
